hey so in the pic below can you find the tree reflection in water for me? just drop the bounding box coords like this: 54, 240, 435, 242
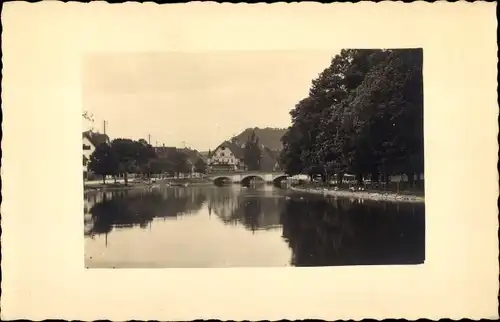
85, 187, 207, 237
84, 186, 425, 267
280, 196, 425, 267
205, 187, 284, 232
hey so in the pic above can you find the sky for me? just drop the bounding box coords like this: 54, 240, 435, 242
82, 50, 336, 151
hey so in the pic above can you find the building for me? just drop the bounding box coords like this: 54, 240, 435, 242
208, 140, 246, 172
154, 145, 178, 158
82, 131, 110, 179
207, 140, 282, 173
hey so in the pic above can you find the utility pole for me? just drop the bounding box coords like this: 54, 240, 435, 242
103, 120, 107, 135
148, 134, 151, 145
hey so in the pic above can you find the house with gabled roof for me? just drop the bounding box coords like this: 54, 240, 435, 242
208, 140, 247, 172
82, 130, 111, 179
154, 145, 178, 158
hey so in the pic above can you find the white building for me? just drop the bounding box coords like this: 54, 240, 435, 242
207, 140, 282, 173
208, 141, 246, 172
82, 131, 110, 179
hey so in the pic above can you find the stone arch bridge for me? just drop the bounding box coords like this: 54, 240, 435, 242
206, 171, 289, 186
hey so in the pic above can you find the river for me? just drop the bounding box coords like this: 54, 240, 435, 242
84, 185, 425, 268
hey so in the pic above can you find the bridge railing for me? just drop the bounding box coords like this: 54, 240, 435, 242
206, 170, 284, 176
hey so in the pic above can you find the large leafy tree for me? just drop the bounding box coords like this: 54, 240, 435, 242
108, 138, 157, 185
281, 50, 355, 181
170, 150, 190, 177
346, 49, 423, 182
88, 143, 118, 184
135, 140, 158, 179
149, 158, 172, 177
194, 158, 207, 174
280, 48, 423, 185
279, 126, 304, 176
111, 139, 139, 185
244, 131, 262, 171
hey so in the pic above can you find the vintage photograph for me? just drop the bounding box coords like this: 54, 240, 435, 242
3, 1, 498, 320
82, 49, 425, 268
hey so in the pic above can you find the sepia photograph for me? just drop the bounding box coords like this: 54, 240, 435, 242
82, 49, 425, 268
3, 2, 497, 320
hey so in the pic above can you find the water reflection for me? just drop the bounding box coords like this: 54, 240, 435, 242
85, 187, 207, 237
281, 197, 425, 266
84, 186, 425, 267
205, 187, 283, 232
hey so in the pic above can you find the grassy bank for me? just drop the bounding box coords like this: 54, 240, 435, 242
157, 177, 213, 186
84, 183, 151, 192
290, 183, 425, 203
84, 177, 213, 192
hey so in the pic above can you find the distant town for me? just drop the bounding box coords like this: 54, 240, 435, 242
83, 49, 424, 198
82, 123, 287, 183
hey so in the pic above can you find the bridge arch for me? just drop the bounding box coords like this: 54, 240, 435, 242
240, 175, 265, 186
272, 175, 288, 185
213, 176, 232, 186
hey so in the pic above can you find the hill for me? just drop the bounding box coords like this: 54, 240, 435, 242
232, 127, 287, 152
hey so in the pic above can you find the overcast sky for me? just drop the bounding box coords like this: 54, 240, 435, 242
82, 50, 336, 151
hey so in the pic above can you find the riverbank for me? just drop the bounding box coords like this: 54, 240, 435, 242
290, 186, 425, 203
156, 178, 213, 186
84, 178, 213, 192
84, 182, 151, 192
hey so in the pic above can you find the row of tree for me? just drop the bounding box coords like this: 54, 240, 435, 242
88, 138, 207, 184
279, 49, 424, 184
243, 131, 262, 171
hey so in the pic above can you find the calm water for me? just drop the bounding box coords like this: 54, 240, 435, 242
84, 185, 425, 268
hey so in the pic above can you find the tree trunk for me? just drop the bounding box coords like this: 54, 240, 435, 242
407, 172, 415, 190
102, 175, 106, 185
323, 165, 330, 184
356, 173, 364, 185
381, 173, 389, 190
113, 176, 117, 184
415, 172, 423, 190
124, 172, 128, 186
338, 173, 344, 185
